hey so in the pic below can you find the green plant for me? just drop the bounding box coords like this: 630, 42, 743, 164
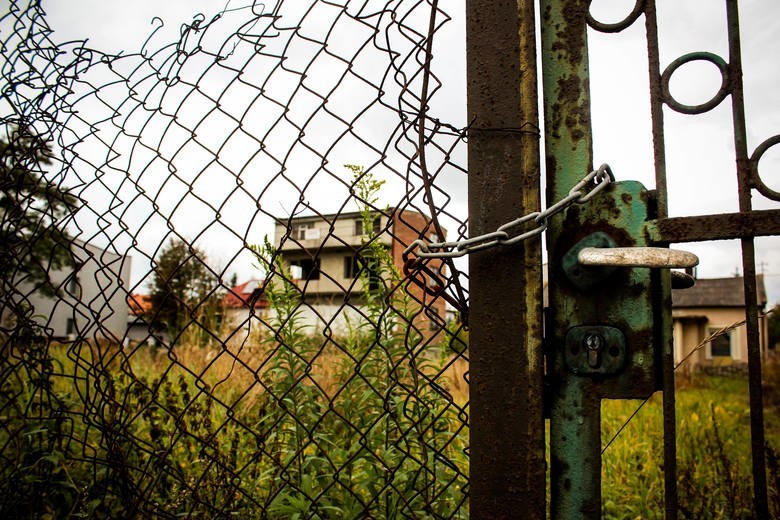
0, 125, 77, 301
600, 375, 780, 519
0, 322, 79, 518
244, 165, 469, 518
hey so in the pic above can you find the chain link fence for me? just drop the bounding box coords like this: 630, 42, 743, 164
0, 1, 472, 516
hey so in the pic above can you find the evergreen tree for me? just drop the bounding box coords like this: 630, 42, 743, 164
0, 125, 76, 300
148, 238, 218, 338
768, 304, 780, 350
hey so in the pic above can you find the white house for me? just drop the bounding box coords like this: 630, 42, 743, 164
5, 239, 132, 343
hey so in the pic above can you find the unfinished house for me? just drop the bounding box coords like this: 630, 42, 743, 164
272, 209, 447, 336
4, 239, 131, 343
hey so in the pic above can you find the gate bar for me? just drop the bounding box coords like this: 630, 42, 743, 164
726, 1, 769, 516
466, 0, 545, 517
643, 1, 678, 515
539, 0, 601, 517
651, 209, 780, 243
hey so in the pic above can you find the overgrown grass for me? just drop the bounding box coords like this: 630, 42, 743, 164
1, 164, 777, 517
0, 167, 470, 518
601, 368, 780, 519
1, 336, 470, 516
3, 335, 780, 517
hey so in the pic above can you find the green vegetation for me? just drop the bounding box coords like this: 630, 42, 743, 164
768, 304, 780, 349
1, 165, 778, 517
2, 327, 780, 517
601, 371, 780, 518
0, 166, 470, 518
0, 125, 77, 342
147, 238, 223, 340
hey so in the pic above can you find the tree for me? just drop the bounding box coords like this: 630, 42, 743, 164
148, 238, 219, 338
768, 304, 780, 350
0, 125, 77, 301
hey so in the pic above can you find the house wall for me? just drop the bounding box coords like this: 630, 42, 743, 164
278, 300, 366, 336
10, 240, 132, 342
261, 299, 441, 339
275, 213, 393, 254
216, 306, 270, 343
281, 250, 372, 295
274, 212, 394, 296
271, 210, 448, 338
672, 306, 768, 368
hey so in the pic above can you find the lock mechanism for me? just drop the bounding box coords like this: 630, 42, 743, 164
548, 180, 698, 398
565, 326, 626, 375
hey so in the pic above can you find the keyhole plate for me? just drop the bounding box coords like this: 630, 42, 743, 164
565, 326, 626, 376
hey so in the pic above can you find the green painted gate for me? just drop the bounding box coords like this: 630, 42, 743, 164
463, 0, 780, 517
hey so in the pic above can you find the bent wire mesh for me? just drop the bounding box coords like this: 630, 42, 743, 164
0, 1, 470, 517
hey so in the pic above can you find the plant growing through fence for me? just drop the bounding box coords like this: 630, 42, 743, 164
248, 164, 469, 517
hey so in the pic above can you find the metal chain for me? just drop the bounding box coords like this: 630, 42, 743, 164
404, 164, 615, 259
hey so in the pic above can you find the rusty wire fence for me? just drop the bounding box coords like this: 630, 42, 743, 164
0, 1, 472, 517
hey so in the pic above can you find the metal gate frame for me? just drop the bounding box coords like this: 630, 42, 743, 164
466, 0, 780, 518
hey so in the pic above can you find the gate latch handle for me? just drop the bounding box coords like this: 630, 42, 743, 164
578, 246, 699, 289
563, 233, 700, 290
578, 247, 698, 269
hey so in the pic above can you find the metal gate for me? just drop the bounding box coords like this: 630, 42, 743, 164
1, 0, 779, 518
536, 1, 779, 518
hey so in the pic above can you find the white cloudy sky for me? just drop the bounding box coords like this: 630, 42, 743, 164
33, 0, 780, 304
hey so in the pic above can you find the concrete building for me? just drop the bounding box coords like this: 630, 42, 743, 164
5, 239, 132, 343
271, 209, 447, 335
672, 275, 769, 371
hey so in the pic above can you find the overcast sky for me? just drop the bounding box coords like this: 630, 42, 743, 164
33, 0, 780, 305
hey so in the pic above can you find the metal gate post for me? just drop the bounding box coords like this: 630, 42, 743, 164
539, 1, 601, 517
466, 0, 545, 517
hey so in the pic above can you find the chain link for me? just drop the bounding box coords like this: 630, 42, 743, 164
403, 164, 615, 260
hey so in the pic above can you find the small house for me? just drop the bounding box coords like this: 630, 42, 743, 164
672, 275, 769, 371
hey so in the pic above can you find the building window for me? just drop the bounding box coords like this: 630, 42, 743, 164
67, 263, 83, 296
355, 216, 381, 236
67, 275, 79, 294
294, 222, 320, 240
709, 329, 731, 357
344, 255, 359, 279
367, 265, 381, 291
291, 258, 320, 280
66, 318, 76, 336
428, 308, 441, 331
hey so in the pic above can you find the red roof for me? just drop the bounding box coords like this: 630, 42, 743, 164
223, 279, 268, 309
128, 294, 152, 316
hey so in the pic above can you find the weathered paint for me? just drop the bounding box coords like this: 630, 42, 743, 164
466, 0, 545, 517
542, 2, 670, 518
553, 181, 661, 399
726, 0, 769, 515
541, 0, 600, 517
541, 1, 772, 518
649, 209, 780, 243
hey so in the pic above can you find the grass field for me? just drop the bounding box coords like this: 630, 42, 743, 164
3, 328, 779, 518
601, 370, 780, 518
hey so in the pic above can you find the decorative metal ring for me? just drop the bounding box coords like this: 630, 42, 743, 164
586, 0, 645, 33
661, 52, 730, 115
749, 134, 780, 201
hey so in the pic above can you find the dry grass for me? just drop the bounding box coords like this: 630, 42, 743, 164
51, 334, 471, 415
442, 354, 469, 405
